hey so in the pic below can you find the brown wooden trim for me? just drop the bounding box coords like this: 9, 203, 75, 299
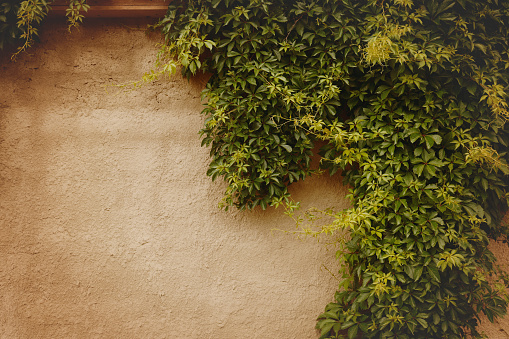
48, 0, 170, 18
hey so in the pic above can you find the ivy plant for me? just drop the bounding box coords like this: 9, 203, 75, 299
156, 0, 509, 338
0, 0, 22, 49
3, 0, 509, 337
0, 0, 89, 56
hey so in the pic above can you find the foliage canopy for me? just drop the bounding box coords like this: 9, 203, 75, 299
0, 0, 89, 56
156, 0, 509, 338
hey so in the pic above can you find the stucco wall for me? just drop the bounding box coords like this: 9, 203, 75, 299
1, 19, 509, 339
0, 19, 350, 339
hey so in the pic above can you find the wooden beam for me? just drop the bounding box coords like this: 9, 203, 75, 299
49, 0, 170, 18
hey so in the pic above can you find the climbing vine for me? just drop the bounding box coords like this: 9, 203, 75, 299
156, 0, 509, 338
0, 0, 89, 56
3, 0, 509, 337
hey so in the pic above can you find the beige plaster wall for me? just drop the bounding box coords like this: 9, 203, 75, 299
0, 19, 349, 339
1, 19, 509, 339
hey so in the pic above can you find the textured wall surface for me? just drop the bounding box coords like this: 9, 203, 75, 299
0, 19, 350, 339
1, 19, 509, 339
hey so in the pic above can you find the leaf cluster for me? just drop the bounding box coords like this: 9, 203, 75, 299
0, 0, 22, 49
0, 0, 89, 57
159, 0, 364, 209
159, 0, 509, 337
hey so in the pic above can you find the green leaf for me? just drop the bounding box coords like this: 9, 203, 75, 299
416, 318, 428, 328
424, 135, 435, 149
410, 132, 421, 143
404, 265, 415, 279
429, 134, 442, 145
348, 324, 359, 339
414, 266, 424, 280
356, 292, 370, 303
295, 21, 305, 36
427, 265, 441, 283
246, 77, 257, 85
414, 164, 425, 177
281, 144, 292, 152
